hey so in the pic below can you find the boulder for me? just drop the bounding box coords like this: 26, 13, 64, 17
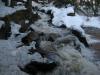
19, 61, 57, 75
71, 29, 89, 47
40, 41, 56, 52
21, 31, 39, 45
0, 24, 11, 39
67, 13, 75, 16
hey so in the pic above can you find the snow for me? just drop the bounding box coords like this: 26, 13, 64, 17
17, 2, 24, 6
53, 12, 83, 28
42, 6, 85, 35
0, 6, 15, 17
0, 6, 26, 17
25, 20, 29, 24
11, 22, 21, 34
42, 6, 100, 35
32, 1, 42, 8
83, 17, 100, 28
66, 6, 74, 14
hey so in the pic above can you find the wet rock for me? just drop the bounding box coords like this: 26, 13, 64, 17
71, 29, 89, 47
54, 35, 76, 46
21, 29, 60, 46
21, 31, 39, 45
40, 41, 56, 52
19, 23, 29, 33
48, 13, 54, 24
41, 33, 61, 42
19, 47, 58, 75
40, 9, 45, 13
19, 61, 57, 75
53, 0, 67, 7
0, 24, 11, 39
1, 9, 40, 31
46, 10, 52, 15
59, 24, 67, 28
32, 6, 39, 11
48, 36, 55, 42
28, 48, 48, 57
67, 13, 75, 16
15, 34, 20, 37
54, 0, 75, 7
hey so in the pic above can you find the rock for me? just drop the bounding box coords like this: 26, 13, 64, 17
54, 35, 76, 46
71, 29, 89, 47
40, 9, 45, 13
40, 33, 61, 42
21, 29, 60, 46
48, 13, 54, 24
40, 41, 56, 52
19, 61, 57, 75
28, 48, 48, 57
1, 9, 40, 30
19, 47, 58, 75
0, 24, 11, 39
46, 10, 52, 15
59, 24, 67, 28
67, 13, 75, 16
54, 0, 75, 7
21, 31, 39, 45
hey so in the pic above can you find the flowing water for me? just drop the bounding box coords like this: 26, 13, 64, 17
84, 27, 100, 62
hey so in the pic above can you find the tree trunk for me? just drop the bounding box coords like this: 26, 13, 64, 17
26, 0, 33, 23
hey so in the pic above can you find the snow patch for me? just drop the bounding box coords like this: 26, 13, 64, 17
11, 22, 21, 34
0, 6, 26, 17
83, 17, 100, 28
